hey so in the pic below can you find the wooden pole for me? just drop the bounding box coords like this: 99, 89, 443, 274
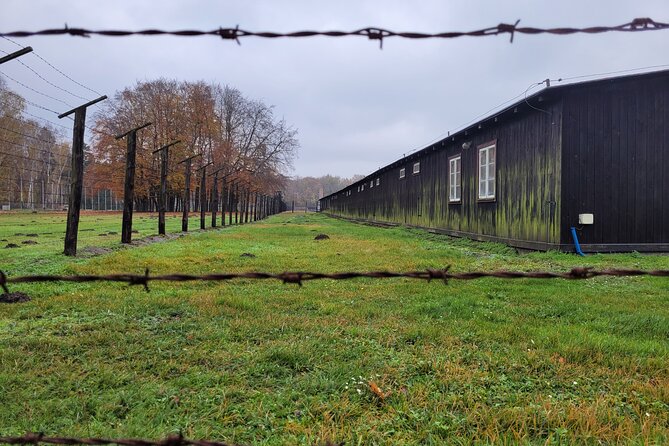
182, 158, 192, 231
178, 153, 200, 232
211, 171, 219, 227
158, 148, 168, 234
63, 108, 85, 256
152, 140, 180, 235
234, 182, 239, 224
229, 181, 235, 226
244, 187, 251, 223
221, 179, 227, 227
196, 162, 212, 230
116, 122, 152, 244
59, 95, 107, 256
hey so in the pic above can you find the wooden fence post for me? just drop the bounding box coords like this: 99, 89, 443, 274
195, 162, 212, 230
58, 95, 107, 256
152, 140, 180, 235
178, 153, 201, 232
116, 122, 152, 244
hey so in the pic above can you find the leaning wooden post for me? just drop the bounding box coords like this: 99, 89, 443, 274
152, 140, 180, 235
116, 122, 152, 244
178, 153, 201, 232
195, 162, 212, 230
58, 95, 107, 256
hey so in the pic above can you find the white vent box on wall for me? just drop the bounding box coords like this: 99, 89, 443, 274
579, 213, 594, 225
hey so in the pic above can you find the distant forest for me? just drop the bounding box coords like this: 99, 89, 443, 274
284, 174, 364, 207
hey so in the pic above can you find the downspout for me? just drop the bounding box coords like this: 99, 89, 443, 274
570, 226, 585, 256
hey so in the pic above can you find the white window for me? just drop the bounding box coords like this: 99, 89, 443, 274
376, 178, 380, 186
370, 180, 373, 188
413, 162, 420, 174
478, 142, 496, 200
361, 184, 365, 191
449, 155, 462, 202
357, 186, 360, 192
399, 168, 406, 179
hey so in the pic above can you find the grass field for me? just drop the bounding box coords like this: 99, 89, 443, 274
0, 211, 667, 445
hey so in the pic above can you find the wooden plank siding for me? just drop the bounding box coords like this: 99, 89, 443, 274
321, 70, 669, 252
322, 100, 563, 250
559, 72, 669, 250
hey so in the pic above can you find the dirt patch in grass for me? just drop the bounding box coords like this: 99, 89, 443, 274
0, 292, 31, 303
314, 233, 330, 240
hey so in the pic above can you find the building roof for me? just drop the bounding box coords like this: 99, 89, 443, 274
320, 68, 669, 201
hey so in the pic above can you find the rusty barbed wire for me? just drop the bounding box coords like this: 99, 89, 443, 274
0, 267, 667, 294
0, 433, 245, 446
0, 18, 667, 48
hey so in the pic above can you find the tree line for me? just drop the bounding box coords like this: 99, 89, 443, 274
0, 77, 299, 211
284, 174, 364, 209
0, 77, 71, 209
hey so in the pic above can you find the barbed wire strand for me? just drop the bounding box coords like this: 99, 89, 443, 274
0, 267, 667, 294
0, 70, 76, 107
0, 18, 667, 48
1, 35, 105, 97
2, 56, 90, 101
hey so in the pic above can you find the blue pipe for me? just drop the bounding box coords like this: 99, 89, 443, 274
570, 227, 585, 256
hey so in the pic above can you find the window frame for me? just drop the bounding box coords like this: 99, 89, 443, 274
399, 167, 406, 179
448, 154, 462, 204
477, 140, 497, 202
413, 161, 421, 174
376, 178, 380, 186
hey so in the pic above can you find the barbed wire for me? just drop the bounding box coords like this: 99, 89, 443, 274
0, 267, 667, 294
1, 35, 105, 98
0, 433, 246, 446
0, 70, 75, 108
2, 53, 90, 101
0, 18, 667, 48
15, 110, 73, 131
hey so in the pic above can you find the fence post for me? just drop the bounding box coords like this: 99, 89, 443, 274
178, 153, 200, 232
152, 140, 180, 235
229, 181, 235, 226
196, 162, 212, 230
221, 178, 227, 227
116, 122, 152, 243
58, 95, 107, 256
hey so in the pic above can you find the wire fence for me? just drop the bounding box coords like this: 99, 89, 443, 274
0, 18, 667, 47
1, 267, 667, 294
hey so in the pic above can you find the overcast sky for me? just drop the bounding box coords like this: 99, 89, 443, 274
1, 0, 667, 178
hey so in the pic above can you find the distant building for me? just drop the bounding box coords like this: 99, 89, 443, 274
320, 70, 669, 252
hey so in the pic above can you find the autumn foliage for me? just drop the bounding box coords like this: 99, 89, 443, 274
89, 79, 298, 209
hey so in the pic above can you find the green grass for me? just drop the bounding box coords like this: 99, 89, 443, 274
0, 211, 667, 445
